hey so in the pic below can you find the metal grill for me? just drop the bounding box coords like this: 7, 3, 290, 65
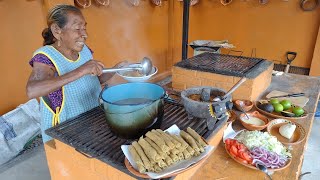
45, 101, 225, 178
175, 52, 265, 77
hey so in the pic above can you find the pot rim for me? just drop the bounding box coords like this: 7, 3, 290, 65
100, 82, 166, 105
181, 86, 228, 104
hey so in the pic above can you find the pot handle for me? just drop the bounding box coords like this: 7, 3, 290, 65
164, 91, 181, 104
98, 85, 108, 108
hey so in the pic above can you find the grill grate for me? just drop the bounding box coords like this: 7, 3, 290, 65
175, 52, 265, 77
45, 100, 225, 178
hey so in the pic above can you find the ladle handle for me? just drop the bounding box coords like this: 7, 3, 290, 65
221, 77, 247, 100
102, 67, 141, 73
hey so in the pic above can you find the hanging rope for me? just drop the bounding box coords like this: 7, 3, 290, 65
129, 0, 140, 6
300, 0, 319, 11
94, 0, 110, 6
178, 0, 200, 6
220, 0, 232, 6
75, 0, 92, 8
259, 0, 269, 5
151, 0, 162, 6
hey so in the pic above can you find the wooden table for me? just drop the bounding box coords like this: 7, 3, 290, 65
191, 74, 320, 180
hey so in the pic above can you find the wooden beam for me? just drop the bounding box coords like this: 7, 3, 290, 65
310, 25, 320, 76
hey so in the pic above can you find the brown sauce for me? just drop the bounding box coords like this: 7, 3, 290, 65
122, 70, 144, 77
188, 91, 225, 102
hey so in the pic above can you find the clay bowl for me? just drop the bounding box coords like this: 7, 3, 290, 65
227, 110, 237, 123
234, 99, 253, 112
224, 143, 292, 172
267, 119, 306, 146
239, 111, 269, 131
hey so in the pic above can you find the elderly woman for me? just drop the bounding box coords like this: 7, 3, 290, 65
26, 5, 124, 142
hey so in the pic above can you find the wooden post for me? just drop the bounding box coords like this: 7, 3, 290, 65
310, 25, 320, 76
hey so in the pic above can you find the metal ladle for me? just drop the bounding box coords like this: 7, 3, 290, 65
102, 57, 153, 75
256, 164, 272, 180
239, 101, 250, 120
212, 77, 247, 102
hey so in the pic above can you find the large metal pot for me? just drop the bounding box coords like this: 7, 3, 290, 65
100, 83, 165, 139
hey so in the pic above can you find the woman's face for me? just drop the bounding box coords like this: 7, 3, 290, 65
59, 12, 88, 53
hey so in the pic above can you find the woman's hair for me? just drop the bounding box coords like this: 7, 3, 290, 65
42, 5, 82, 46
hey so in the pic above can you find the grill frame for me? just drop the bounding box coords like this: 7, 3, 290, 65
175, 52, 266, 77
45, 100, 227, 178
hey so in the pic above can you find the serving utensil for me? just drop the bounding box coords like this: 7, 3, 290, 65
102, 57, 153, 75
256, 164, 272, 180
239, 101, 250, 120
212, 77, 247, 102
268, 93, 305, 99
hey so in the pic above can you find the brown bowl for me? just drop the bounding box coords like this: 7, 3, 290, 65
234, 100, 253, 112
239, 111, 269, 131
267, 119, 306, 146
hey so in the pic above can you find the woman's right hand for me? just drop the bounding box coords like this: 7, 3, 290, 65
77, 60, 105, 76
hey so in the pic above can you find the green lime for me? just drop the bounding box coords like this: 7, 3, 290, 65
280, 100, 291, 110
273, 103, 284, 113
270, 99, 279, 105
292, 106, 304, 116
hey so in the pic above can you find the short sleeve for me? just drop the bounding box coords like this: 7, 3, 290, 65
29, 54, 55, 67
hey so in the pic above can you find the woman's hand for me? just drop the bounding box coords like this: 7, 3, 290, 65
98, 60, 130, 85
77, 60, 105, 76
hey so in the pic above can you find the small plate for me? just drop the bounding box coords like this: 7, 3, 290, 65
254, 101, 308, 121
267, 119, 306, 146
224, 143, 291, 171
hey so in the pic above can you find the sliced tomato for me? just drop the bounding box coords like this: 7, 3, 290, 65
230, 145, 238, 156
237, 151, 245, 159
225, 139, 232, 145
226, 144, 231, 151
242, 152, 253, 163
235, 156, 248, 164
236, 143, 247, 151
229, 149, 237, 157
233, 140, 239, 146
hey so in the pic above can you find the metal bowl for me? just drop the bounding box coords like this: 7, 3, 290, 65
117, 64, 158, 82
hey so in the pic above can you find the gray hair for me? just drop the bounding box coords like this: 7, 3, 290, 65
42, 4, 82, 45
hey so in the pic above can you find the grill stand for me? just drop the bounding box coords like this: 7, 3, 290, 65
45, 100, 228, 178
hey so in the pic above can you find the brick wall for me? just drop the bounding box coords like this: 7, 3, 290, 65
172, 64, 274, 101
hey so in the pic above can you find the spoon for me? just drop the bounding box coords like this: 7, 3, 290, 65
239, 101, 250, 120
102, 57, 153, 75
212, 77, 247, 102
256, 164, 272, 180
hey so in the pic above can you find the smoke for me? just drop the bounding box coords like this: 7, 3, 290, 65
99, 1, 151, 63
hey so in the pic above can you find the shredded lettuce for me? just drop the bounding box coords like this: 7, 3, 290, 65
235, 130, 291, 157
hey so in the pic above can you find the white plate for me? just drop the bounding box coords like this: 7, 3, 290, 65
117, 64, 158, 82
